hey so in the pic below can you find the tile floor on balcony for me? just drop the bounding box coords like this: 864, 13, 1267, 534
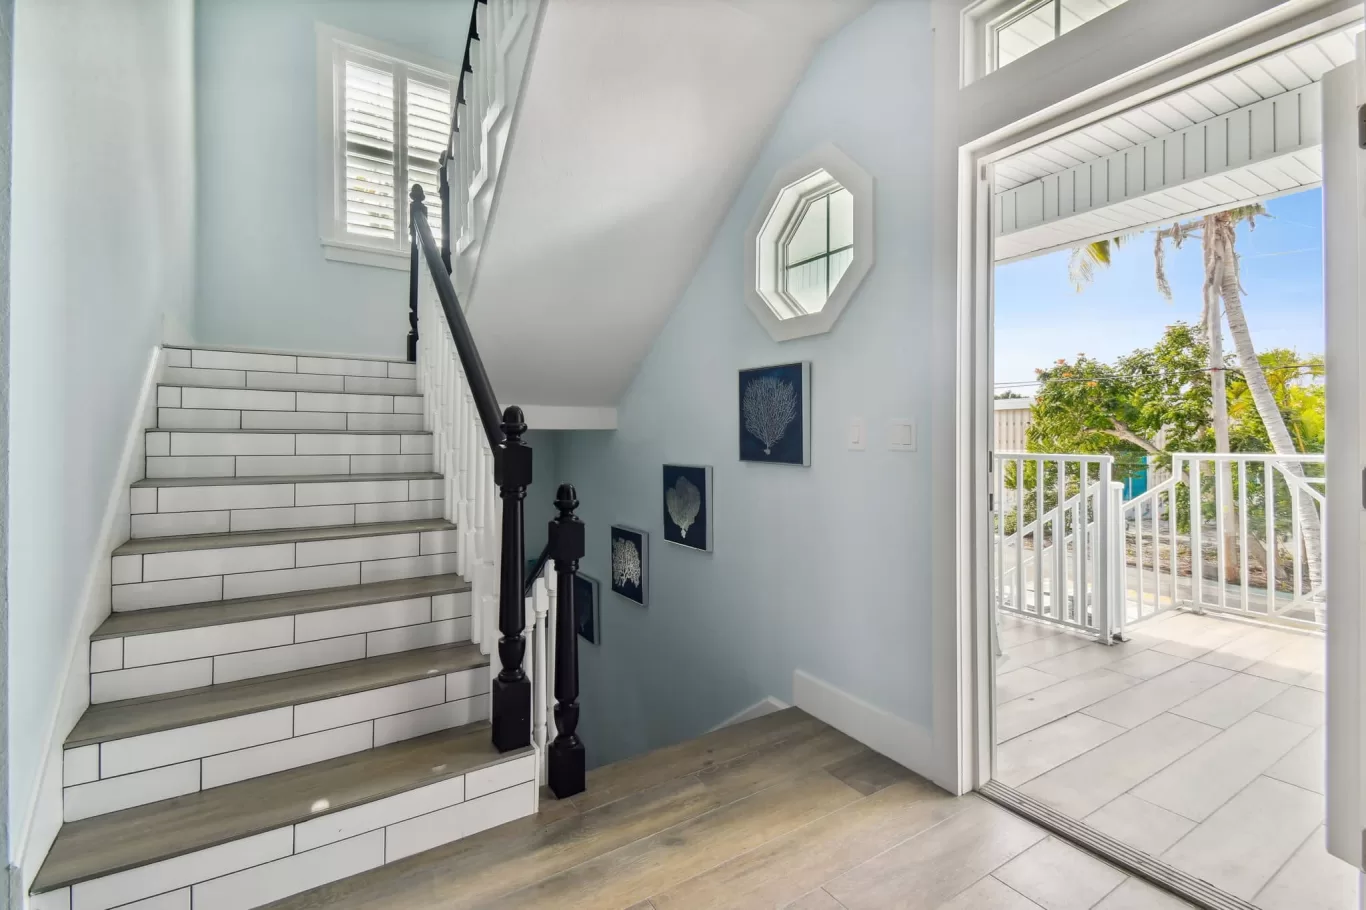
995, 609, 1351, 910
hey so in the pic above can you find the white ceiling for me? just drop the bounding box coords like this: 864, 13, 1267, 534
467, 0, 870, 410
994, 24, 1362, 193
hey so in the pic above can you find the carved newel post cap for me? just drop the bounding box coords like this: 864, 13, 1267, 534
555, 483, 579, 514
501, 405, 527, 438
410, 183, 425, 203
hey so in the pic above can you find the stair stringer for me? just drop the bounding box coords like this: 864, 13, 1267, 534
16, 344, 165, 899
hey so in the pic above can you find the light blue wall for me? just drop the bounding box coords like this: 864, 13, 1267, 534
9, 0, 196, 854
194, 0, 468, 358
523, 430, 561, 562
555, 0, 935, 768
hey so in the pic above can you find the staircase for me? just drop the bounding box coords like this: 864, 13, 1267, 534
29, 347, 540, 910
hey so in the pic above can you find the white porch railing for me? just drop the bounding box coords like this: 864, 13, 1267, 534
994, 451, 1327, 641
993, 454, 1122, 642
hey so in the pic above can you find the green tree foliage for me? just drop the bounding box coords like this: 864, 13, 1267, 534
1024, 322, 1211, 481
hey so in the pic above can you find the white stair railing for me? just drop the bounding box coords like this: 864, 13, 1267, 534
416, 268, 501, 665
447, 0, 544, 302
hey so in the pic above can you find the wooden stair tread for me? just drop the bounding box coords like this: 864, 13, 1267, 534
35, 723, 528, 893
112, 518, 455, 556
68, 643, 486, 747
94, 574, 471, 639
131, 472, 441, 488
146, 427, 430, 435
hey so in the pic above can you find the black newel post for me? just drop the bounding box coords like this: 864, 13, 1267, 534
548, 483, 586, 798
407, 184, 423, 363
438, 152, 452, 276
492, 406, 532, 752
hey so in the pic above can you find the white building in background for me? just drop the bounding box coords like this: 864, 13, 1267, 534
995, 396, 1033, 451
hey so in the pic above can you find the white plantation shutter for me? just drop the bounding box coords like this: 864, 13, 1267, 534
327, 39, 454, 255
405, 78, 451, 246
343, 60, 398, 242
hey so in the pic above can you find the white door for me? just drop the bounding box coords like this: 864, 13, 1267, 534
1324, 42, 1366, 873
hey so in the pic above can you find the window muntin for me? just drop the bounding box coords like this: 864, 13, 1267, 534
988, 0, 1131, 72
783, 187, 854, 315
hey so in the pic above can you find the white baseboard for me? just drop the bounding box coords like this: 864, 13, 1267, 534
513, 405, 617, 430
793, 669, 944, 788
711, 697, 790, 732
17, 346, 165, 896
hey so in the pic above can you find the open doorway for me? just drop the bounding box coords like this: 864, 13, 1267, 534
983, 26, 1357, 909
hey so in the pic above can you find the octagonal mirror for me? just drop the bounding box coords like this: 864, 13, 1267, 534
746, 145, 874, 342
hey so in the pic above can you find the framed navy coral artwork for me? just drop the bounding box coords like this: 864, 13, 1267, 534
662, 464, 712, 552
739, 362, 810, 465
609, 525, 647, 606
575, 574, 600, 644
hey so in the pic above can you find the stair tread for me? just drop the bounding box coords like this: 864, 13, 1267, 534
132, 471, 441, 488
35, 722, 525, 893
146, 427, 429, 435
95, 573, 471, 639
68, 643, 486, 747
159, 381, 420, 398
165, 344, 415, 366
113, 518, 455, 555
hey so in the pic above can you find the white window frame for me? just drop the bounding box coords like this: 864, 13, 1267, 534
315, 24, 456, 271
744, 144, 875, 343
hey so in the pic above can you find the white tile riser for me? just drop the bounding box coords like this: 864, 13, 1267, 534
111, 540, 461, 611
89, 594, 473, 698
145, 453, 434, 478
156, 408, 425, 432
142, 431, 433, 458
63, 671, 490, 821
43, 773, 532, 910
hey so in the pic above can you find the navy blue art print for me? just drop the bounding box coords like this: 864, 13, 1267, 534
575, 574, 600, 644
609, 525, 647, 606
739, 362, 810, 465
662, 464, 711, 552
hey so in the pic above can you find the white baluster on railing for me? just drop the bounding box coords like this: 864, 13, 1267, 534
531, 575, 548, 776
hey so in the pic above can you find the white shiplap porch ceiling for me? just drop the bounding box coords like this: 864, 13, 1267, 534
993, 23, 1362, 262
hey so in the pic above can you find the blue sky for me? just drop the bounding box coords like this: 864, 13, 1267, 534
994, 188, 1325, 393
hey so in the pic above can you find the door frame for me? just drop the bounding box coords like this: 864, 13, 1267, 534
935, 0, 1364, 796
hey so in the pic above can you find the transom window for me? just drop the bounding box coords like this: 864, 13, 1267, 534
317, 26, 455, 269
988, 0, 1131, 72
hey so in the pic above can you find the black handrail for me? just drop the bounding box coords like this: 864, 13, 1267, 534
524, 540, 552, 598
408, 0, 584, 792
409, 185, 504, 452
437, 0, 486, 272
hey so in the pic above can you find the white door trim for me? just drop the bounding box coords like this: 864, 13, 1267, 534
1323, 45, 1366, 870
936, 0, 1364, 796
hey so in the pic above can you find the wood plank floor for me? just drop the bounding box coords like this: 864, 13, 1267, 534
264, 708, 1194, 910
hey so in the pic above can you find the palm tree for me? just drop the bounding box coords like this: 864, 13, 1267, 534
1070, 206, 1323, 594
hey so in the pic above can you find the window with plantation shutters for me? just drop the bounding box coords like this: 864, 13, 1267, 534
318, 26, 455, 269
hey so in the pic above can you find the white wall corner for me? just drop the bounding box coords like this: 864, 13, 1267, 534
793, 669, 947, 791
515, 405, 617, 431
16, 345, 165, 892
710, 697, 791, 732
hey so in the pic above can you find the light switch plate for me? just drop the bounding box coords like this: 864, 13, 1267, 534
849, 417, 866, 451
887, 419, 916, 452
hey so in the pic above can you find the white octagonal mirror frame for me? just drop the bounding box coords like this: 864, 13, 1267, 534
745, 143, 875, 342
